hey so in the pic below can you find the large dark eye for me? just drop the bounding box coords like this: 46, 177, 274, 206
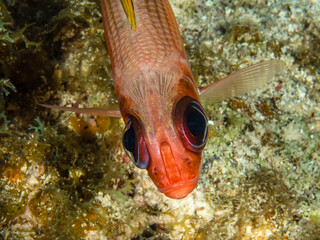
175, 97, 208, 152
122, 123, 135, 153
122, 117, 150, 169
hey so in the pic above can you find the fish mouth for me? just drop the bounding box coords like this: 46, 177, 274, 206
158, 175, 200, 199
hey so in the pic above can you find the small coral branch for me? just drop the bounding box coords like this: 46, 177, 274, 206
0, 78, 16, 97
28, 117, 58, 139
0, 111, 11, 135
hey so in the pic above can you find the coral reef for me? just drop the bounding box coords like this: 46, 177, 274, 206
0, 0, 319, 239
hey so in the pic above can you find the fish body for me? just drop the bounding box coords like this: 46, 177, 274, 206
41, 0, 284, 199
101, 0, 206, 199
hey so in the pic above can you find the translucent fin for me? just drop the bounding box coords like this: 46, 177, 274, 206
120, 0, 136, 31
39, 104, 122, 118
199, 60, 285, 104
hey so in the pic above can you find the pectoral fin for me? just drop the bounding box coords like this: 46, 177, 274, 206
121, 0, 136, 31
199, 60, 285, 104
39, 104, 122, 117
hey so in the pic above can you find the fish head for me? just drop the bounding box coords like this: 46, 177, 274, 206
118, 68, 208, 199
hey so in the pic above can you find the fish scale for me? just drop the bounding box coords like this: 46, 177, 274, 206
101, 0, 187, 77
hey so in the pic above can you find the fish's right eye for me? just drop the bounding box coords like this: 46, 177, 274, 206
123, 120, 135, 153
122, 117, 150, 169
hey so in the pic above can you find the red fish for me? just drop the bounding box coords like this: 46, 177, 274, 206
41, 0, 284, 199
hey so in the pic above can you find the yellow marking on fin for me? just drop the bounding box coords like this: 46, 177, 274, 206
120, 0, 136, 31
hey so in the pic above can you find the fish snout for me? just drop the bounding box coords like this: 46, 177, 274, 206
159, 175, 200, 199
147, 141, 201, 199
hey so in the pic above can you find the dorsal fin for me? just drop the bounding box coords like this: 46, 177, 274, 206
120, 0, 136, 31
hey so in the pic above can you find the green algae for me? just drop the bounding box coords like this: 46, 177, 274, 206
0, 114, 141, 238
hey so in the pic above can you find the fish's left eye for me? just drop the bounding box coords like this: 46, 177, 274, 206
122, 117, 150, 169
175, 97, 208, 152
